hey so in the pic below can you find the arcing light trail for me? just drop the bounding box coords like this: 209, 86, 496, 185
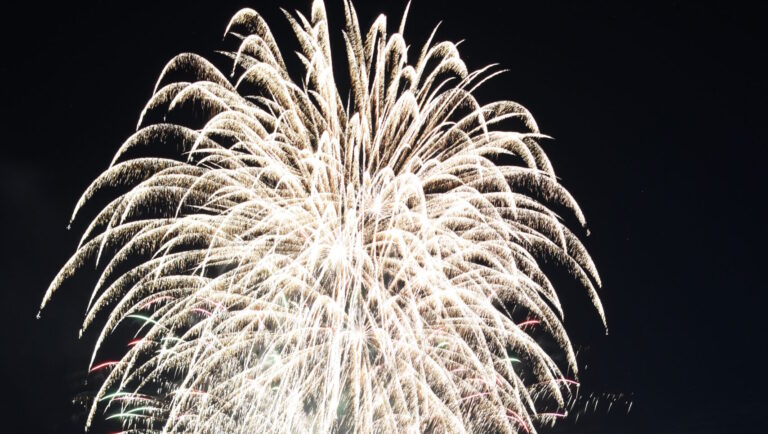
40, 1, 604, 432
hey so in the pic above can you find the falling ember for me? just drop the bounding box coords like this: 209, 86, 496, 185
40, 0, 604, 432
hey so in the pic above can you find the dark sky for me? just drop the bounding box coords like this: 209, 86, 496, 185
1, 0, 765, 432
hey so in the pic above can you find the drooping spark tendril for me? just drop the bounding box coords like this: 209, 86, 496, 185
41, 1, 605, 432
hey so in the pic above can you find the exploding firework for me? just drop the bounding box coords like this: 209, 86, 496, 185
40, 1, 605, 432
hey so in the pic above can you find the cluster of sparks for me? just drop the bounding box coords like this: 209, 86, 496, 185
41, 1, 605, 432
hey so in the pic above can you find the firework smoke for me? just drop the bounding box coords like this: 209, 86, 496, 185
41, 1, 604, 432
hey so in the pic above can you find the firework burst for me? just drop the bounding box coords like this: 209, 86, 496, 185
41, 1, 605, 432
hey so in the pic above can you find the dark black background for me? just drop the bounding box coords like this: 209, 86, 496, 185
1, 0, 765, 432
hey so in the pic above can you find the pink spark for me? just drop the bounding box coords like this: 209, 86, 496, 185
192, 307, 212, 316
89, 361, 119, 373
516, 319, 541, 328
532, 378, 580, 387
140, 295, 173, 309
460, 392, 489, 401
114, 395, 153, 402
557, 378, 580, 386
505, 409, 530, 433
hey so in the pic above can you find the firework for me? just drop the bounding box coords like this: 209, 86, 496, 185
41, 1, 604, 432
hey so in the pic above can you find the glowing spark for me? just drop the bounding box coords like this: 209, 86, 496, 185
40, 1, 604, 432
126, 339, 144, 347
89, 361, 119, 373
516, 319, 541, 328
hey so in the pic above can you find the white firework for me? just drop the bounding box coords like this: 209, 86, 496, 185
40, 1, 605, 432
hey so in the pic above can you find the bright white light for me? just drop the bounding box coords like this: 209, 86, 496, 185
41, 1, 604, 432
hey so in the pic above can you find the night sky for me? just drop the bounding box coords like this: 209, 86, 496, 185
1, 0, 765, 432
